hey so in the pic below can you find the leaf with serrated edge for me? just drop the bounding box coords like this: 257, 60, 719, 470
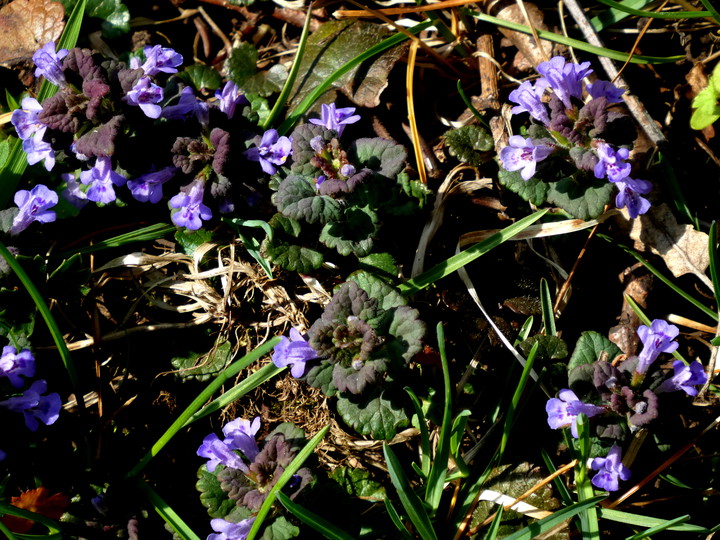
196, 465, 240, 518
348, 137, 407, 178
498, 168, 550, 206
275, 176, 342, 225
329, 467, 387, 502
546, 175, 615, 220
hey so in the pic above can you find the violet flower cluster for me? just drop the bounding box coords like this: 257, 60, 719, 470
500, 56, 651, 218
6, 41, 297, 234
546, 319, 707, 491
197, 417, 313, 538
0, 345, 61, 442
271, 328, 318, 378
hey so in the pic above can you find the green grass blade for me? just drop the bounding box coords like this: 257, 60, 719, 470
539, 278, 556, 336
574, 415, 600, 539
698, 0, 720, 23
624, 515, 691, 539
598, 508, 710, 533
0, 0, 86, 207
540, 449, 573, 505
469, 12, 683, 64
185, 363, 282, 425
709, 222, 720, 312
595, 0, 710, 18
405, 386, 432, 477
384, 497, 415, 540
125, 337, 281, 478
498, 341, 539, 455
0, 501, 62, 536
384, 443, 438, 540
247, 425, 330, 540
60, 223, 176, 256
598, 234, 718, 322
502, 495, 607, 540
485, 505, 504, 540
278, 20, 433, 135
515, 316, 534, 346
425, 323, 453, 512
0, 241, 81, 401
136, 480, 201, 540
261, 4, 314, 129
0, 521, 19, 540
275, 492, 355, 540
591, 0, 655, 30
400, 210, 548, 296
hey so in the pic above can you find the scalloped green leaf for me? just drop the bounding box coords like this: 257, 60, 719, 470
385, 305, 426, 363
196, 466, 238, 518
545, 174, 615, 220
336, 388, 409, 440
179, 64, 223, 92
260, 516, 300, 540
498, 168, 550, 206
262, 214, 324, 273
358, 252, 398, 282
518, 335, 568, 360
274, 176, 342, 225
348, 138, 407, 178
444, 124, 494, 166
319, 206, 378, 257
329, 467, 387, 502
304, 359, 337, 397
568, 331, 622, 372
242, 64, 288, 97
347, 270, 405, 311
244, 93, 271, 126
289, 124, 336, 178
691, 63, 720, 130
175, 228, 213, 256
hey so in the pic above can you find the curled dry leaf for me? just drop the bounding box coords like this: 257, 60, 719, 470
0, 0, 64, 67
627, 204, 712, 289
492, 2, 553, 69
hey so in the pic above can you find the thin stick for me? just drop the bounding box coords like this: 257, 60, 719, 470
470, 459, 578, 534
553, 223, 599, 313
407, 40, 427, 184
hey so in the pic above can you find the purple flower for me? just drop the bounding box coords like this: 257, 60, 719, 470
127, 166, 178, 203
169, 180, 212, 230
536, 56, 592, 109
197, 433, 248, 473
508, 80, 550, 125
593, 143, 631, 182
140, 45, 183, 76
208, 517, 255, 540
61, 172, 89, 209
215, 81, 248, 119
222, 416, 260, 461
546, 389, 606, 438
32, 41, 68, 87
125, 76, 164, 119
244, 129, 293, 175
587, 80, 625, 103
11, 97, 45, 141
615, 177, 652, 218
161, 87, 202, 121
499, 135, 554, 181
10, 184, 58, 235
636, 319, 679, 375
0, 346, 35, 388
590, 444, 631, 491
0, 449, 5, 461
657, 360, 707, 396
272, 328, 318, 378
0, 379, 61, 432
80, 157, 127, 204
22, 131, 55, 171
309, 103, 361, 136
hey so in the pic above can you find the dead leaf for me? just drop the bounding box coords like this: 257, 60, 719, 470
627, 204, 712, 289
493, 3, 553, 69
0, 0, 64, 67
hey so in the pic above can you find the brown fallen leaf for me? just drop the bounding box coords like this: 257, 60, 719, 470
492, 2, 552, 69
627, 204, 712, 290
0, 0, 64, 67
